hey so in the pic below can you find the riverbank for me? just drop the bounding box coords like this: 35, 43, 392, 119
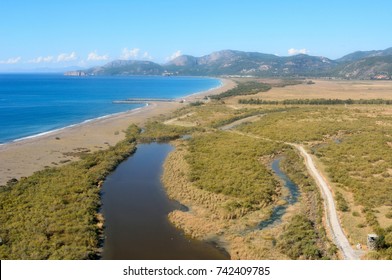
0, 78, 236, 186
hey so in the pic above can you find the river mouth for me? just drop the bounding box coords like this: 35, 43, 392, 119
101, 142, 229, 260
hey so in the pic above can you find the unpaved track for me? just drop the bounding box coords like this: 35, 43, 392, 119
291, 144, 359, 260
226, 129, 360, 259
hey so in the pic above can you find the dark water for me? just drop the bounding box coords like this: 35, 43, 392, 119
258, 158, 300, 229
101, 143, 228, 260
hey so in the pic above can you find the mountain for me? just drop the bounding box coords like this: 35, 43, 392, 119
65, 48, 392, 79
166, 55, 198, 67
337, 47, 392, 63
334, 55, 392, 79
165, 50, 337, 76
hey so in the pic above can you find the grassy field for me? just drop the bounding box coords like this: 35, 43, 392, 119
225, 79, 392, 105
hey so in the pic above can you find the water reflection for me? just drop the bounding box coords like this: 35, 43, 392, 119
101, 143, 228, 259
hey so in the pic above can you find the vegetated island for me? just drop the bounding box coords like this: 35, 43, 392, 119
1, 78, 392, 260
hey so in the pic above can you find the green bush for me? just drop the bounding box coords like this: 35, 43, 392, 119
277, 215, 323, 259
335, 192, 349, 212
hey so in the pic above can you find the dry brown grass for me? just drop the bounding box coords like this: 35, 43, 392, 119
164, 112, 198, 127
225, 79, 392, 105
374, 206, 392, 229
338, 192, 371, 246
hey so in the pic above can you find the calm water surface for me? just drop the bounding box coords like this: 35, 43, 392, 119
101, 143, 228, 260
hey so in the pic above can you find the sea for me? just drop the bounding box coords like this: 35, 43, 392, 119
0, 74, 221, 144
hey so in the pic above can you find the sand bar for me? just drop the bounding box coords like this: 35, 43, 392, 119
0, 78, 236, 185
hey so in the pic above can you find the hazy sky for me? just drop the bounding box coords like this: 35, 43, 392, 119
1, 0, 391, 70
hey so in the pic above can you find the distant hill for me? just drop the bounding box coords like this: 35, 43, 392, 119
165, 50, 337, 77
65, 48, 392, 79
336, 47, 392, 63
334, 55, 392, 79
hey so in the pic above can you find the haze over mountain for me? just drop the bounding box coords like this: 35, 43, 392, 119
66, 47, 392, 80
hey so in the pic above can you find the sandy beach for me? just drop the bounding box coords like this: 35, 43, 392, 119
0, 78, 236, 186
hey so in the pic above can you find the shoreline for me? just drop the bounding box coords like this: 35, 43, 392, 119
0, 105, 147, 146
0, 78, 236, 185
0, 77, 222, 146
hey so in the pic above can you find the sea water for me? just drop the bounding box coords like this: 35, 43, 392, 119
0, 74, 221, 144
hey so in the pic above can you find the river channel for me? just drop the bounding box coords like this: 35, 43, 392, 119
258, 158, 300, 229
101, 142, 228, 260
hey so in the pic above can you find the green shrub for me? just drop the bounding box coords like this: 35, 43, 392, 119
277, 215, 323, 259
335, 192, 349, 212
352, 211, 360, 217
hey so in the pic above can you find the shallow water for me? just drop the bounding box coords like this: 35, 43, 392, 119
258, 158, 300, 229
101, 143, 228, 260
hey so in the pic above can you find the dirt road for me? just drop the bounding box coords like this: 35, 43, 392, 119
291, 144, 360, 260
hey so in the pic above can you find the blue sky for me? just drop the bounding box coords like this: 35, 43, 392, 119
1, 0, 391, 70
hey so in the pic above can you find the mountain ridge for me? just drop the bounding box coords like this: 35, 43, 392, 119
66, 48, 392, 80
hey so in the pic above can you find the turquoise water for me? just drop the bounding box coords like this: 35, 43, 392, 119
0, 74, 221, 144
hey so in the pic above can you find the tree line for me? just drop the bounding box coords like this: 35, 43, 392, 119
239, 98, 392, 105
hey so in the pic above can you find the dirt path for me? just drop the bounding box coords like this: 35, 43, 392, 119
226, 130, 360, 259
219, 114, 265, 131
291, 144, 360, 260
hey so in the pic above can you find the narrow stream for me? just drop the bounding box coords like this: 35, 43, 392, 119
258, 158, 300, 229
101, 142, 229, 260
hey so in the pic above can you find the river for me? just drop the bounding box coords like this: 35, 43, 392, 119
258, 158, 300, 229
101, 142, 229, 259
